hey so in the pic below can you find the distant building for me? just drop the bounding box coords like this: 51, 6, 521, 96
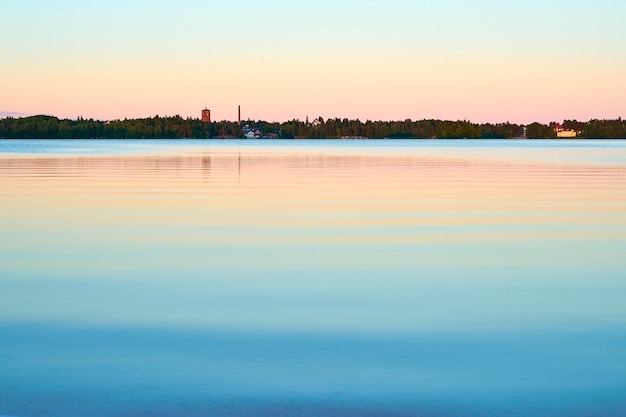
242, 125, 262, 139
241, 125, 278, 139
557, 130, 577, 138
202, 108, 211, 123
554, 124, 577, 138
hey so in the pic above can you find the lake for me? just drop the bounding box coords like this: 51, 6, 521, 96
1, 139, 626, 417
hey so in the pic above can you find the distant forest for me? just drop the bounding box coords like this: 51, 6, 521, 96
1, 115, 625, 139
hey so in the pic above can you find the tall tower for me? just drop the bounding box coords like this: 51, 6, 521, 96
201, 108, 211, 123
238, 105, 241, 125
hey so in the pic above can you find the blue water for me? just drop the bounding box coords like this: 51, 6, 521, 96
1, 139, 626, 416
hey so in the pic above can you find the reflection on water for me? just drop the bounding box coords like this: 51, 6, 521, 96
1, 140, 626, 416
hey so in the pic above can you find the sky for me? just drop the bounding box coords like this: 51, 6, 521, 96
1, 0, 625, 123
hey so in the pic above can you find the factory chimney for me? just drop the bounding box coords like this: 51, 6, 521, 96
238, 105, 241, 125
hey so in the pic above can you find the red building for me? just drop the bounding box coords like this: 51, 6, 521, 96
202, 108, 211, 123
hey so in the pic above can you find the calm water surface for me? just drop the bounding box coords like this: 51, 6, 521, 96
1, 139, 626, 416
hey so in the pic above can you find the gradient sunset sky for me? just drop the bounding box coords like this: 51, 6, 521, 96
2, 0, 625, 123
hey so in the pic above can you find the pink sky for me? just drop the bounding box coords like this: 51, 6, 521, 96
2, 1, 625, 124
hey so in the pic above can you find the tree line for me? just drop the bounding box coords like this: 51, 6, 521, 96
1, 115, 625, 139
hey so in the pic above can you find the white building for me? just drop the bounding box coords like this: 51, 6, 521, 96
555, 124, 578, 138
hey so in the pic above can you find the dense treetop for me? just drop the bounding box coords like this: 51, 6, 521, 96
1, 115, 625, 139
